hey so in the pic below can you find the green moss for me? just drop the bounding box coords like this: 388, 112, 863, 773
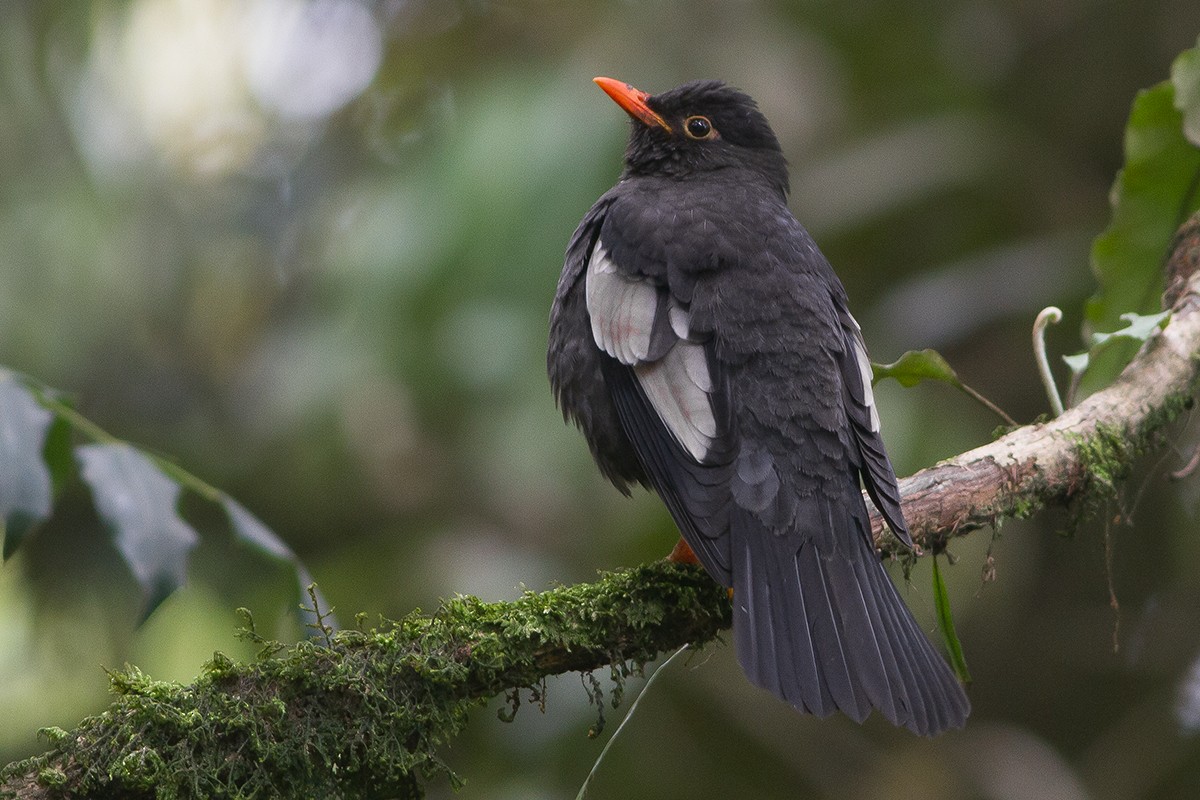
1005, 472, 1050, 522
1139, 392, 1195, 446
36, 768, 67, 788
1061, 392, 1194, 534
1078, 423, 1133, 493
1, 561, 729, 799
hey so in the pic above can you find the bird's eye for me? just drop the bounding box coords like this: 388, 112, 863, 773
684, 115, 715, 140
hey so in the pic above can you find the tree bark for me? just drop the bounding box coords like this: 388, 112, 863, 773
4, 215, 1199, 800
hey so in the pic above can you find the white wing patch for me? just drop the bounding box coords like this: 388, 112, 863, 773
634, 343, 717, 460
585, 241, 717, 462
848, 315, 881, 432
668, 305, 690, 339
585, 244, 659, 364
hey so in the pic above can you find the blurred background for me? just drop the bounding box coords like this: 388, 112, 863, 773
2, 1, 1200, 797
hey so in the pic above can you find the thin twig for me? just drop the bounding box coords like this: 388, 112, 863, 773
576, 645, 689, 800
956, 380, 1018, 427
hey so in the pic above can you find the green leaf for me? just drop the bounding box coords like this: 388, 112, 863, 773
223, 497, 294, 561
0, 373, 55, 558
873, 349, 1016, 425
931, 554, 971, 685
77, 442, 199, 619
1083, 36, 1200, 395
40, 404, 76, 501
1174, 38, 1200, 146
871, 348, 960, 389
1064, 310, 1172, 379
221, 496, 333, 630
1093, 309, 1172, 346
1061, 352, 1090, 377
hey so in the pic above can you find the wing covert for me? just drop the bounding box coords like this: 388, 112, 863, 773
586, 241, 721, 465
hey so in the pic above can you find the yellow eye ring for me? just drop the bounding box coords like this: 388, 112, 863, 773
684, 115, 716, 140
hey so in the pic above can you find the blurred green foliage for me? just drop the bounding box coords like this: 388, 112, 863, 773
3, 1, 1200, 798
1083, 48, 1200, 396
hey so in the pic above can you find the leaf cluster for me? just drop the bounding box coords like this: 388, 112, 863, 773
0, 372, 318, 622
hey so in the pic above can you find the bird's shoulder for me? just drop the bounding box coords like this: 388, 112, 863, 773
594, 171, 804, 279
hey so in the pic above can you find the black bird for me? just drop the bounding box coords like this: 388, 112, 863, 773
548, 77, 970, 735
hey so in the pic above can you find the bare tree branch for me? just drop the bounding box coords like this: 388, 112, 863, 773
4, 215, 1199, 800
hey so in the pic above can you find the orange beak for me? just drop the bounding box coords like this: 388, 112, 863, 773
593, 77, 671, 133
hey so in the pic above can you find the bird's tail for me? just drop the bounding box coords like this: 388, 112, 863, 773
730, 501, 970, 736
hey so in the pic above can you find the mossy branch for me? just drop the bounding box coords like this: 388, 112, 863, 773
1, 563, 730, 800
4, 214, 1200, 799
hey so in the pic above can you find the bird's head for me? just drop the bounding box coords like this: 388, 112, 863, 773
594, 77, 789, 197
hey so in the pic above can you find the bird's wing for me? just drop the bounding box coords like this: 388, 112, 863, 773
833, 299, 912, 547
584, 238, 735, 583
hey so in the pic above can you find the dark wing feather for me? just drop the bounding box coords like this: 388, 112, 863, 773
833, 299, 912, 547
602, 347, 734, 583
550, 198, 650, 492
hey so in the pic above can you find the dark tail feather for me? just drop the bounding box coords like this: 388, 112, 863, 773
735, 531, 833, 716
731, 505, 970, 736
798, 546, 873, 722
